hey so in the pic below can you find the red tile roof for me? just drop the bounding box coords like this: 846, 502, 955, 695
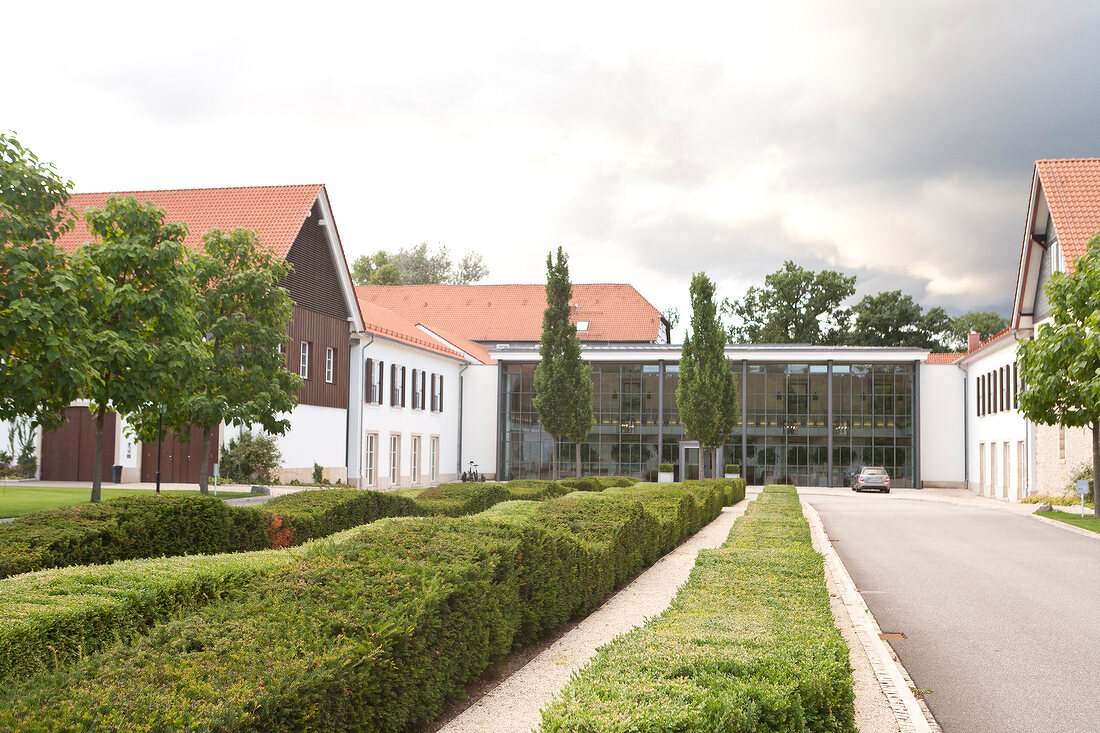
925, 352, 965, 364
53, 185, 323, 259
1035, 159, 1100, 274
356, 296, 467, 361
415, 323, 496, 364
355, 284, 663, 343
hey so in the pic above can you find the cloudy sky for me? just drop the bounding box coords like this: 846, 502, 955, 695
6, 1, 1099, 337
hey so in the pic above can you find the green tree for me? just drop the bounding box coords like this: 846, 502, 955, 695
1018, 234, 1100, 518
533, 247, 593, 479
370, 262, 402, 285
0, 133, 91, 429
947, 310, 1009, 349
77, 196, 202, 502
350, 251, 399, 285
847, 290, 953, 349
133, 228, 301, 493
451, 251, 489, 284
678, 273, 739, 479
350, 243, 488, 286
723, 261, 855, 344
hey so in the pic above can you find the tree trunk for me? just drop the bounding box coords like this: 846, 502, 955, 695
576, 441, 582, 478
551, 437, 559, 481
91, 406, 105, 503
199, 425, 211, 495
1092, 421, 1099, 519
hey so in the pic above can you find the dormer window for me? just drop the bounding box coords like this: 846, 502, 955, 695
576, 320, 589, 332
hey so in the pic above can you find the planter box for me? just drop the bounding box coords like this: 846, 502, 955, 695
724, 473, 739, 479
657, 471, 675, 483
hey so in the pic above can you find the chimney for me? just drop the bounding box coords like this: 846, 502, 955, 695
967, 332, 981, 354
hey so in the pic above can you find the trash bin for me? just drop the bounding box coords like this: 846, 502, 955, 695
112, 465, 123, 484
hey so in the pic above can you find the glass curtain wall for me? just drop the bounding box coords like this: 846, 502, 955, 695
501, 360, 916, 486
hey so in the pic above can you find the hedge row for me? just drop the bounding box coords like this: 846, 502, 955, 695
0, 481, 573, 578
0, 480, 743, 731
559, 475, 640, 492
540, 485, 856, 733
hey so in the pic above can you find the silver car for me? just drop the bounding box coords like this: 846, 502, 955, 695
851, 466, 891, 493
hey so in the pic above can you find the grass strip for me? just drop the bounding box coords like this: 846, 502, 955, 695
0, 487, 251, 518
540, 484, 856, 733
1035, 509, 1100, 533
0, 480, 744, 731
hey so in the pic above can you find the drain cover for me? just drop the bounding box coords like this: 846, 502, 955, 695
879, 632, 906, 640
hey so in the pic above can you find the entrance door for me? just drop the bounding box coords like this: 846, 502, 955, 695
679, 441, 699, 481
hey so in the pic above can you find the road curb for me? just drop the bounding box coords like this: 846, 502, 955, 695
1030, 512, 1100, 540
802, 501, 938, 733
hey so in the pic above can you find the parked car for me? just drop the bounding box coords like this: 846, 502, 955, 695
851, 466, 891, 493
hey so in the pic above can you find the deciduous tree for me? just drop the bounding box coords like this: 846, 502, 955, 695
133, 228, 301, 493
0, 133, 91, 429
678, 273, 738, 478
947, 310, 1009, 349
723, 261, 855, 344
77, 196, 202, 502
533, 247, 593, 479
1018, 234, 1100, 518
847, 290, 953, 349
350, 243, 489, 286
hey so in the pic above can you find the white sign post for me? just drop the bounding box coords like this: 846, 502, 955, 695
213, 462, 220, 497
1077, 479, 1089, 518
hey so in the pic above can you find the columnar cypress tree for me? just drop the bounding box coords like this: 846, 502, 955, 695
533, 247, 593, 479
678, 272, 738, 479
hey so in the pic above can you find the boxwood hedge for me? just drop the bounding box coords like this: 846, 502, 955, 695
0, 480, 742, 731
540, 484, 856, 733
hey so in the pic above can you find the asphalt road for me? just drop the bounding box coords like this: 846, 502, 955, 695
804, 490, 1100, 733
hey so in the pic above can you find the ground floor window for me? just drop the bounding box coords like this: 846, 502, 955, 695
411, 435, 421, 485
430, 436, 439, 482
979, 443, 986, 489
990, 442, 998, 495
389, 434, 400, 486
365, 433, 376, 487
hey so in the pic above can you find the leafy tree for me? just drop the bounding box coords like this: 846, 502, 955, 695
350, 243, 488, 286
847, 290, 953, 349
533, 247, 593, 479
723, 261, 855, 344
1018, 234, 1100, 518
0, 132, 91, 430
947, 310, 1009, 350
678, 273, 739, 479
662, 307, 680, 331
77, 196, 202, 502
133, 228, 301, 493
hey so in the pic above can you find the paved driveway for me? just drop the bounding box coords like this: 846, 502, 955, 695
804, 488, 1100, 733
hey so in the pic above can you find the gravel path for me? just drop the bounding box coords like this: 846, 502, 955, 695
440, 501, 750, 733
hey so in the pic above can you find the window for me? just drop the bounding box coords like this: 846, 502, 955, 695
1003, 442, 1010, 492
430, 436, 439, 482
364, 433, 377, 487
979, 443, 986, 488
430, 374, 438, 411
366, 359, 383, 404
390, 434, 400, 485
437, 375, 444, 412
299, 342, 310, 379
990, 442, 997, 494
391, 364, 406, 407
325, 347, 335, 384
977, 375, 983, 416
411, 435, 421, 485
420, 370, 427, 411
412, 369, 419, 409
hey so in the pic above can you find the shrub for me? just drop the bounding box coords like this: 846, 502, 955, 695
658, 463, 673, 472
540, 484, 855, 733
503, 479, 569, 501
0, 482, 737, 730
411, 482, 512, 516
724, 463, 740, 474
560, 477, 600, 492
1066, 461, 1095, 502
686, 463, 699, 480
263, 488, 425, 544
312, 462, 324, 484
219, 431, 281, 484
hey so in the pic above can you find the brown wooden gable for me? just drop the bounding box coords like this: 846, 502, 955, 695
283, 200, 352, 321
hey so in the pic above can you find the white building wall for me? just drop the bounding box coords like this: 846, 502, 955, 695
962, 337, 1029, 501
460, 364, 499, 479
919, 364, 965, 487
250, 403, 349, 483
356, 338, 465, 490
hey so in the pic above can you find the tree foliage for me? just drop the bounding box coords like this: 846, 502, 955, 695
678, 273, 738, 477
723, 261, 855, 344
350, 243, 488, 286
947, 310, 1009, 349
133, 228, 301, 492
847, 290, 953, 349
0, 132, 91, 430
533, 247, 593, 479
78, 196, 203, 501
1018, 234, 1100, 518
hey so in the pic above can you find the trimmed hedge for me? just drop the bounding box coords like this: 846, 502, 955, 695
0, 481, 740, 730
540, 485, 856, 733
559, 475, 641, 492
0, 494, 270, 579
262, 489, 425, 546
404, 482, 513, 516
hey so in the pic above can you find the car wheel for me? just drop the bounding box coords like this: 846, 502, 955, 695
883, 488, 890, 494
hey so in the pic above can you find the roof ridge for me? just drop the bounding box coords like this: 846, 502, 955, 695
70, 184, 323, 196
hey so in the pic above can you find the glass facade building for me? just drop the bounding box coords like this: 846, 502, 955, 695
499, 356, 920, 487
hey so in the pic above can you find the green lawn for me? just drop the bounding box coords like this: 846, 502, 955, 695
0, 486, 252, 518
1035, 509, 1100, 534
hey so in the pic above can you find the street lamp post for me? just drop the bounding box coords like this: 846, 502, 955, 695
155, 408, 164, 494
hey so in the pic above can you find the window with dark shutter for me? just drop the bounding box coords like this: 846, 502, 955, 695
401, 367, 407, 407
438, 375, 444, 412
365, 358, 373, 403
412, 369, 419, 409
430, 374, 437, 411
420, 371, 427, 411
391, 364, 398, 406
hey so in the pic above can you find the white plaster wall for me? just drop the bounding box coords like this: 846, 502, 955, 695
460, 364, 499, 479
223, 403, 349, 483
356, 338, 465, 490
919, 364, 965, 486
963, 339, 1029, 501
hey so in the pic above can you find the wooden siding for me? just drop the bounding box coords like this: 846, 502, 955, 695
140, 426, 219, 484
286, 304, 350, 409
282, 201, 351, 321
40, 407, 118, 482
